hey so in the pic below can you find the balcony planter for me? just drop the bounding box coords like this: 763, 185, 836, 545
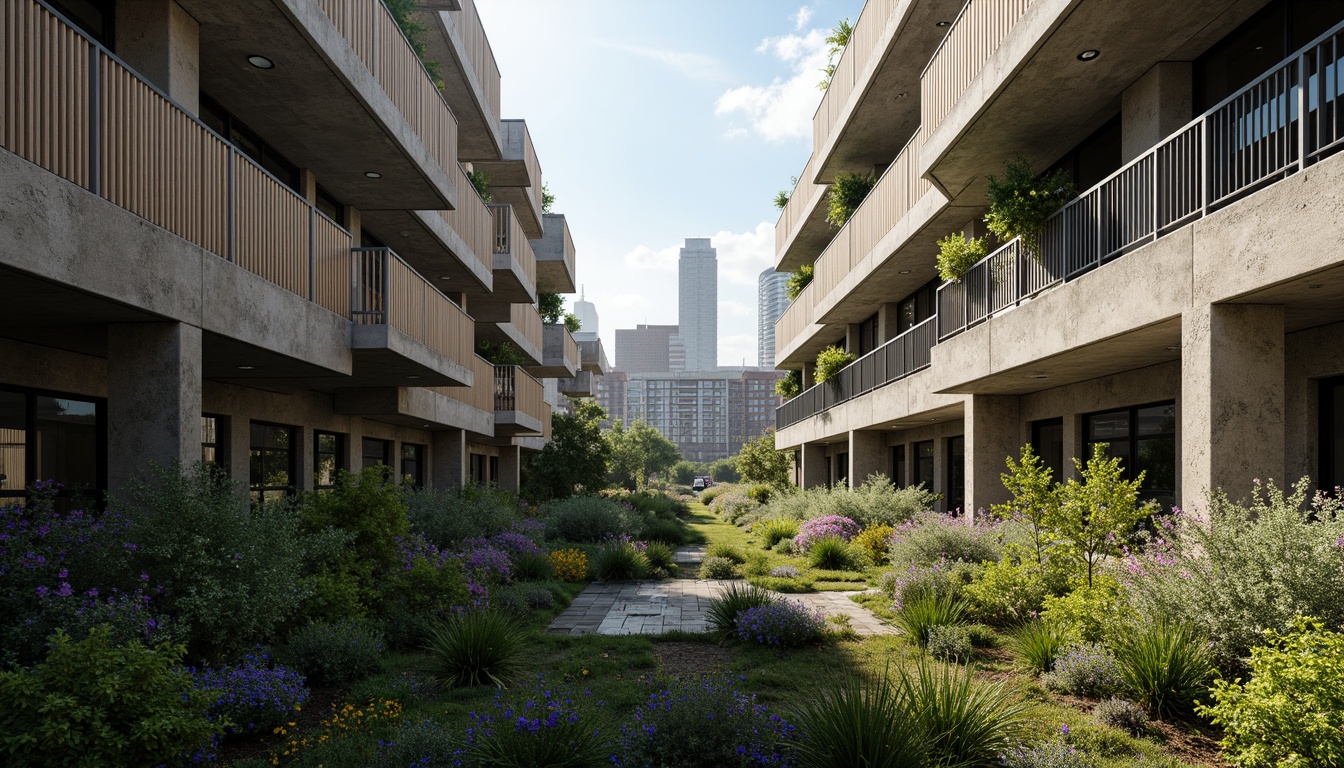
984, 157, 1073, 261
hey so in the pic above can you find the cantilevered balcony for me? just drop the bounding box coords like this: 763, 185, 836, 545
531, 213, 577, 293
473, 300, 544, 366
576, 338, 610, 375
415, 0, 503, 159
473, 121, 545, 238
528, 324, 580, 378
557, 371, 596, 397
494, 365, 545, 435
487, 203, 538, 302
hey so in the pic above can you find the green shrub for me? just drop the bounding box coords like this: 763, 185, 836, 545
747, 575, 816, 593
776, 369, 803, 400
786, 263, 813, 301
814, 345, 856, 384
706, 583, 776, 638
789, 669, 928, 768
643, 541, 677, 578
707, 542, 747, 564
280, 620, 384, 687
928, 624, 974, 662
513, 551, 555, 581
423, 610, 525, 688
964, 624, 999, 648
890, 512, 1003, 567
743, 552, 771, 577
1042, 643, 1122, 698
1093, 698, 1149, 737
301, 466, 408, 573
467, 680, 607, 767
641, 516, 687, 546
699, 555, 740, 580
377, 540, 469, 650
902, 656, 1029, 768
852, 523, 895, 563
593, 542, 648, 581
936, 232, 989, 283
542, 496, 632, 542
897, 593, 968, 649
1007, 740, 1099, 768
758, 517, 800, 548
1197, 616, 1344, 767
746, 484, 774, 504
808, 536, 859, 570
1064, 723, 1145, 760
1112, 618, 1212, 719
712, 492, 759, 524
754, 475, 934, 529
826, 171, 876, 228
984, 156, 1074, 258
963, 558, 1051, 626
698, 486, 727, 505
405, 483, 520, 549
1007, 619, 1071, 674
884, 560, 981, 610
0, 626, 219, 767
1040, 576, 1129, 644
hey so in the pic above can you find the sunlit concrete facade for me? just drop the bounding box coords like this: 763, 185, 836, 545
772, 0, 1344, 514
0, 0, 595, 501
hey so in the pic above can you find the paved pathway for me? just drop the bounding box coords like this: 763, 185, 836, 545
546, 578, 895, 637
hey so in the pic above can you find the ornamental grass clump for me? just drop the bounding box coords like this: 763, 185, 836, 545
423, 609, 525, 689
1043, 643, 1123, 698
758, 517, 801, 549
593, 541, 648, 581
1008, 618, 1072, 674
896, 592, 968, 648
795, 515, 862, 551
462, 678, 608, 768
789, 668, 929, 768
808, 536, 860, 570
736, 601, 826, 647
902, 656, 1030, 768
192, 649, 308, 734
707, 582, 778, 638
643, 541, 677, 578
1111, 618, 1212, 719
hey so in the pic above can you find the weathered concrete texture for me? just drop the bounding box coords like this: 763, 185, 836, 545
848, 430, 887, 487
800, 443, 828, 489
1181, 304, 1285, 511
116, 0, 201, 114
965, 395, 1020, 515
107, 323, 202, 491
432, 429, 468, 487
1121, 62, 1193, 163
496, 445, 520, 491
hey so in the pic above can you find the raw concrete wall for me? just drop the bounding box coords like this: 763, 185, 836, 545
107, 322, 202, 491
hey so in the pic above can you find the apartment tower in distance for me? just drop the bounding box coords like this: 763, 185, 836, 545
771, 0, 1344, 513
678, 238, 718, 372
758, 268, 789, 369
0, 0, 609, 502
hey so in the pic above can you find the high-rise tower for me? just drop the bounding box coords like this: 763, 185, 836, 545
677, 238, 717, 372
757, 268, 789, 369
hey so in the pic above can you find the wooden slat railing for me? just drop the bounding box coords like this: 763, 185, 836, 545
352, 246, 473, 365
813, 0, 900, 158
448, 0, 501, 122
920, 0, 1035, 144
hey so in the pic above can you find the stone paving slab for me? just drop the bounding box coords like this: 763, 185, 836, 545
672, 545, 706, 564
546, 579, 894, 636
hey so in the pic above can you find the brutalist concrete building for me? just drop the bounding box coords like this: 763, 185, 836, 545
772, 0, 1344, 514
0, 0, 608, 503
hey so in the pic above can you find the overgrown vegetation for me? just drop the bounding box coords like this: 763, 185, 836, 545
936, 231, 990, 282
787, 262, 814, 300
984, 156, 1074, 259
814, 345, 856, 384
826, 171, 877, 228
817, 18, 854, 90
776, 368, 802, 400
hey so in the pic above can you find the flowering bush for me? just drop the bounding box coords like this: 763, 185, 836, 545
881, 558, 979, 609
769, 565, 800, 578
1043, 644, 1122, 697
853, 523, 895, 562
272, 698, 403, 764
615, 675, 797, 767
888, 512, 1002, 567
736, 601, 825, 647
549, 549, 588, 582
1007, 739, 1099, 768
712, 492, 758, 524
458, 678, 606, 767
459, 543, 514, 585
193, 649, 308, 733
794, 515, 862, 551
1093, 698, 1149, 737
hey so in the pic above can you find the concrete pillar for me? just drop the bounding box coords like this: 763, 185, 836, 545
878, 302, 902, 344
498, 445, 521, 491
799, 443, 827, 488
115, 0, 200, 114
1122, 62, 1193, 163
1181, 304, 1284, 510
849, 430, 886, 487
845, 323, 863, 355
1062, 413, 1083, 482
297, 170, 318, 203
295, 427, 313, 492
107, 322, 202, 491
431, 429, 467, 488
801, 362, 816, 389
965, 395, 1021, 517
931, 435, 947, 512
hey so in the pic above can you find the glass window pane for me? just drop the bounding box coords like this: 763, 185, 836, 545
0, 392, 27, 493
1033, 419, 1065, 481
318, 433, 337, 453
1137, 436, 1177, 497
35, 397, 98, 492
1088, 411, 1130, 441
1136, 404, 1176, 436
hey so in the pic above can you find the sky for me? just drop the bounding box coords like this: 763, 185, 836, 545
473, 1, 864, 368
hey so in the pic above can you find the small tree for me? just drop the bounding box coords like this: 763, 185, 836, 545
776, 370, 802, 400
737, 430, 791, 488
992, 445, 1059, 566
523, 400, 610, 500
786, 264, 814, 300
538, 292, 565, 324
606, 420, 681, 489
1046, 443, 1148, 589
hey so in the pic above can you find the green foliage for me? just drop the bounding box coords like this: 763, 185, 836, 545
898, 593, 969, 649
1111, 619, 1212, 719
541, 182, 555, 214
814, 345, 856, 384
853, 523, 895, 562
0, 627, 219, 767
1007, 619, 1071, 674
384, 0, 443, 86
992, 445, 1060, 566
563, 312, 581, 332
423, 610, 525, 688
748, 575, 816, 592
706, 582, 776, 638
513, 552, 555, 582
808, 536, 859, 570
606, 419, 682, 490
641, 517, 687, 546
789, 668, 929, 768
542, 495, 632, 542
758, 517, 801, 548
1093, 698, 1149, 738
699, 555, 741, 580
901, 656, 1030, 768
643, 542, 677, 577
826, 171, 876, 227
116, 463, 316, 659
378, 546, 469, 649
746, 484, 774, 503
593, 542, 648, 581
984, 156, 1074, 258
707, 542, 747, 563
777, 369, 803, 400
1198, 617, 1344, 768
754, 475, 935, 529
280, 620, 384, 687
817, 18, 854, 90
928, 624, 975, 663
475, 340, 526, 365
538, 291, 565, 324
963, 558, 1050, 626
890, 513, 1003, 568
1040, 576, 1129, 644
524, 400, 613, 501
465, 168, 491, 202
737, 430, 792, 489
936, 232, 990, 283
405, 483, 521, 549
786, 263, 814, 300
773, 189, 790, 209
1046, 444, 1148, 589
710, 458, 742, 482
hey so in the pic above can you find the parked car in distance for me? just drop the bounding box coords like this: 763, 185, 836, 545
692, 478, 705, 493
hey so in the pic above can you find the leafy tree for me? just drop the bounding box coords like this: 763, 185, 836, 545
541, 182, 555, 215
669, 461, 700, 485
606, 420, 680, 489
737, 430, 791, 488
1046, 443, 1149, 589
538, 292, 565, 324
563, 312, 581, 333
476, 340, 526, 365
709, 458, 741, 483
992, 444, 1060, 565
523, 400, 611, 500
817, 18, 853, 90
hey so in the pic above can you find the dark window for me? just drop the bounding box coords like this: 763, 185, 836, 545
47, 0, 115, 48
1044, 115, 1123, 195
199, 93, 301, 193
249, 422, 295, 508
947, 436, 966, 514
892, 444, 907, 488
836, 452, 849, 487
489, 455, 499, 484
1319, 377, 1344, 492
202, 414, 227, 473
470, 453, 486, 484
401, 443, 425, 487
1196, 0, 1344, 111
897, 280, 939, 334
1032, 418, 1065, 481
857, 314, 880, 356
0, 388, 105, 505
1084, 401, 1177, 507
315, 186, 345, 227
314, 431, 345, 489
913, 440, 935, 491
362, 438, 391, 472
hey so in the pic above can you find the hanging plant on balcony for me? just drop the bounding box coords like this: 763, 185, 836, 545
814, 346, 856, 386
477, 340, 525, 366
786, 263, 814, 301
984, 156, 1073, 260
825, 171, 876, 228
776, 370, 802, 401
936, 232, 989, 283
563, 313, 581, 333
538, 292, 565, 324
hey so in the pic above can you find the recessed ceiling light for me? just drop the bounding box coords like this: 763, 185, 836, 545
1077, 49, 1100, 61
899, 269, 912, 274
247, 55, 274, 70
364, 171, 382, 179
896, 92, 908, 99
438, 275, 452, 281
1033, 374, 1049, 380
1166, 345, 1182, 352
935, 20, 951, 27
237, 365, 255, 370
1308, 283, 1324, 289
399, 231, 412, 238
405, 375, 421, 380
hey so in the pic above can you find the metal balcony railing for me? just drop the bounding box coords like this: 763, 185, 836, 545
488, 203, 537, 286
494, 365, 544, 417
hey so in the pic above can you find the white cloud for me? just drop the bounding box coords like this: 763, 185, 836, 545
714, 26, 829, 143
792, 6, 814, 30
720, 299, 751, 317
624, 242, 679, 272
598, 41, 724, 81
718, 335, 759, 368
710, 221, 776, 286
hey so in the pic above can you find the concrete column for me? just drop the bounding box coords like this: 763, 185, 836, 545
965, 395, 1021, 516
295, 428, 313, 491
345, 207, 362, 243
931, 435, 947, 512
431, 429, 467, 488
849, 430, 887, 487
845, 323, 863, 354
1181, 304, 1284, 511
107, 322, 202, 491
801, 362, 816, 389
497, 445, 521, 491
878, 302, 902, 344
1062, 413, 1083, 482
115, 0, 200, 114
297, 170, 318, 203
1122, 62, 1193, 163
799, 443, 827, 488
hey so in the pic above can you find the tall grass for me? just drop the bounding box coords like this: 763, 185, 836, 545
706, 582, 777, 639
808, 536, 859, 570
897, 593, 968, 648
592, 542, 648, 581
902, 657, 1029, 768
423, 610, 525, 688
1112, 619, 1213, 719
1007, 619, 1071, 674
790, 668, 928, 768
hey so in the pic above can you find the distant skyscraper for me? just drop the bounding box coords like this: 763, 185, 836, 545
677, 238, 717, 372
614, 324, 679, 374
612, 369, 784, 462
757, 268, 789, 369
572, 287, 599, 339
